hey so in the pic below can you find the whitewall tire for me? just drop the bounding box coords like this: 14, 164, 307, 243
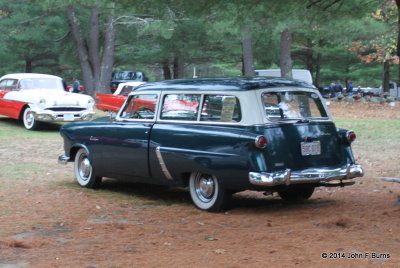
22, 107, 38, 130
74, 148, 102, 188
189, 172, 231, 212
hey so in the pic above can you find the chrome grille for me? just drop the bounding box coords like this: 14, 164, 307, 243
45, 108, 86, 112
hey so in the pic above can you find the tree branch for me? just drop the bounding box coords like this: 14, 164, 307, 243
306, 0, 325, 9
306, 0, 343, 10
323, 0, 342, 10
53, 31, 71, 42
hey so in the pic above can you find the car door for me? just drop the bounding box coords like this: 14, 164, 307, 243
99, 93, 159, 179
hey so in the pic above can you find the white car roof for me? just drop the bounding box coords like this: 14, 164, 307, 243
0, 73, 62, 80
114, 81, 146, 95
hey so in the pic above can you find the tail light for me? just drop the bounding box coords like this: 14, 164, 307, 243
255, 135, 268, 148
346, 131, 356, 143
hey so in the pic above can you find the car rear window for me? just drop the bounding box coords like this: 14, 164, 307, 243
262, 91, 328, 120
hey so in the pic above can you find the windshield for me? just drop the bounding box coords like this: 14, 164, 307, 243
113, 71, 141, 81
262, 91, 328, 121
19, 78, 64, 90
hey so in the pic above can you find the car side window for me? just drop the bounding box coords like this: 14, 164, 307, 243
200, 95, 241, 122
160, 94, 200, 121
0, 80, 7, 90
0, 79, 17, 90
120, 94, 158, 120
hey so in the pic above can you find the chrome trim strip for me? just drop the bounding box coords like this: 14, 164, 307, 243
249, 164, 364, 186
159, 146, 237, 157
155, 146, 173, 180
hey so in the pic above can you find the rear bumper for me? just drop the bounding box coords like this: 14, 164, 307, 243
249, 164, 364, 187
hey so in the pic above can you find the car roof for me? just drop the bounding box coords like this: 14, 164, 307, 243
134, 77, 315, 92
0, 73, 61, 80
119, 81, 146, 87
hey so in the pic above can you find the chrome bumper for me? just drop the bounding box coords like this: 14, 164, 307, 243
33, 110, 95, 122
249, 164, 364, 186
58, 155, 70, 165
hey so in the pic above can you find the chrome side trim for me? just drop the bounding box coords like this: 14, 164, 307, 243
58, 155, 70, 165
249, 164, 364, 186
155, 146, 173, 180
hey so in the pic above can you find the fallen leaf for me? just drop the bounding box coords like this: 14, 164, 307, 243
214, 249, 225, 254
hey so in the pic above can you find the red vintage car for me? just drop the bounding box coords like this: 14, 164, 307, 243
96, 82, 146, 112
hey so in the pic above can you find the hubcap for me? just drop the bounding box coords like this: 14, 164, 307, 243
25, 110, 34, 127
79, 157, 91, 180
195, 175, 215, 202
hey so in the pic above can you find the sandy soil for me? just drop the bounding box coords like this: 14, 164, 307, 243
0, 101, 399, 268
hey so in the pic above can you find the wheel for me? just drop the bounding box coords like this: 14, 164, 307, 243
189, 172, 231, 212
22, 107, 38, 130
278, 185, 315, 201
74, 148, 102, 188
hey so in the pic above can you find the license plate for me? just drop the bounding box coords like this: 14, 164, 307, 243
64, 114, 75, 121
301, 141, 321, 156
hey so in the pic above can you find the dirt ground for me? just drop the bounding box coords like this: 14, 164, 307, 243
0, 101, 399, 268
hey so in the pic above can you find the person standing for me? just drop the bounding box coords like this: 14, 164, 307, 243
72, 77, 80, 93
346, 81, 354, 96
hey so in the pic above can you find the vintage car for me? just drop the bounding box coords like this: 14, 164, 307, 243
0, 73, 95, 130
65, 84, 86, 93
95, 81, 146, 113
58, 77, 363, 212
110, 70, 148, 93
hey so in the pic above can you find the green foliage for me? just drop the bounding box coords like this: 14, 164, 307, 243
0, 0, 396, 86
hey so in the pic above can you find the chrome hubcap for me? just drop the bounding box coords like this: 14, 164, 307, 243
79, 157, 91, 180
25, 110, 34, 126
196, 175, 215, 202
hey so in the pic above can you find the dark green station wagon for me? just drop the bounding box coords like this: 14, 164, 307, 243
59, 77, 363, 211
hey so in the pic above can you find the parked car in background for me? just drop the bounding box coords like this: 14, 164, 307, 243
110, 70, 148, 93
96, 81, 146, 113
360, 86, 380, 96
317, 86, 332, 98
59, 77, 363, 212
255, 69, 313, 85
65, 84, 86, 93
0, 73, 95, 130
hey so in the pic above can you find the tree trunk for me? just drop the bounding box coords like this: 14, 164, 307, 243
315, 52, 321, 87
305, 38, 314, 77
241, 25, 254, 76
88, 6, 101, 92
66, 4, 115, 96
173, 56, 184, 79
383, 61, 390, 93
162, 60, 172, 80
280, 28, 293, 79
25, 60, 32, 73
97, 4, 115, 94
66, 5, 94, 95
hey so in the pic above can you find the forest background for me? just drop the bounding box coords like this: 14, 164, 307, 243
0, 0, 399, 96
